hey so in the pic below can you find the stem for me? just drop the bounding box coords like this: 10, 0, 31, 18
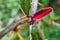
14, 26, 24, 40
0, 17, 31, 38
30, 0, 38, 40
17, 26, 28, 31
38, 2, 44, 6
49, 17, 60, 26
16, 31, 24, 40
9, 32, 15, 40
30, 0, 38, 16
18, 4, 27, 16
36, 20, 45, 40
29, 25, 33, 40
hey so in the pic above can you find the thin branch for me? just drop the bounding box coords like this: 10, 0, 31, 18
30, 0, 38, 16
15, 31, 24, 40
18, 4, 27, 17
52, 21, 60, 26
30, 0, 38, 40
36, 19, 45, 40
9, 32, 15, 40
49, 17, 60, 26
38, 2, 44, 6
17, 26, 28, 31
0, 17, 31, 39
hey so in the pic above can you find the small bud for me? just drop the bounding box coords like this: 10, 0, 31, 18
33, 7, 53, 20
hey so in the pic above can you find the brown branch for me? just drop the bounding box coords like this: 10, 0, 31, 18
0, 17, 31, 39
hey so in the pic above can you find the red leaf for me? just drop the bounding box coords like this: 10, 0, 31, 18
33, 7, 53, 20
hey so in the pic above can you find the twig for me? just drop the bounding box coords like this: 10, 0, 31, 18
36, 19, 45, 40
29, 25, 33, 40
52, 21, 60, 26
0, 17, 31, 39
30, 0, 38, 16
49, 17, 60, 26
18, 3, 27, 17
9, 32, 15, 40
17, 26, 28, 31
38, 2, 44, 6
14, 26, 24, 40
15, 31, 24, 40
30, 0, 38, 40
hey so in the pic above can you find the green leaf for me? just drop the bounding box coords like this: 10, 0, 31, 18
19, 0, 30, 16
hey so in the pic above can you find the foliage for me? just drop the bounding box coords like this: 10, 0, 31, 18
0, 0, 60, 40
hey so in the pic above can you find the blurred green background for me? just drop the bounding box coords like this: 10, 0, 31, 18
0, 0, 60, 40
